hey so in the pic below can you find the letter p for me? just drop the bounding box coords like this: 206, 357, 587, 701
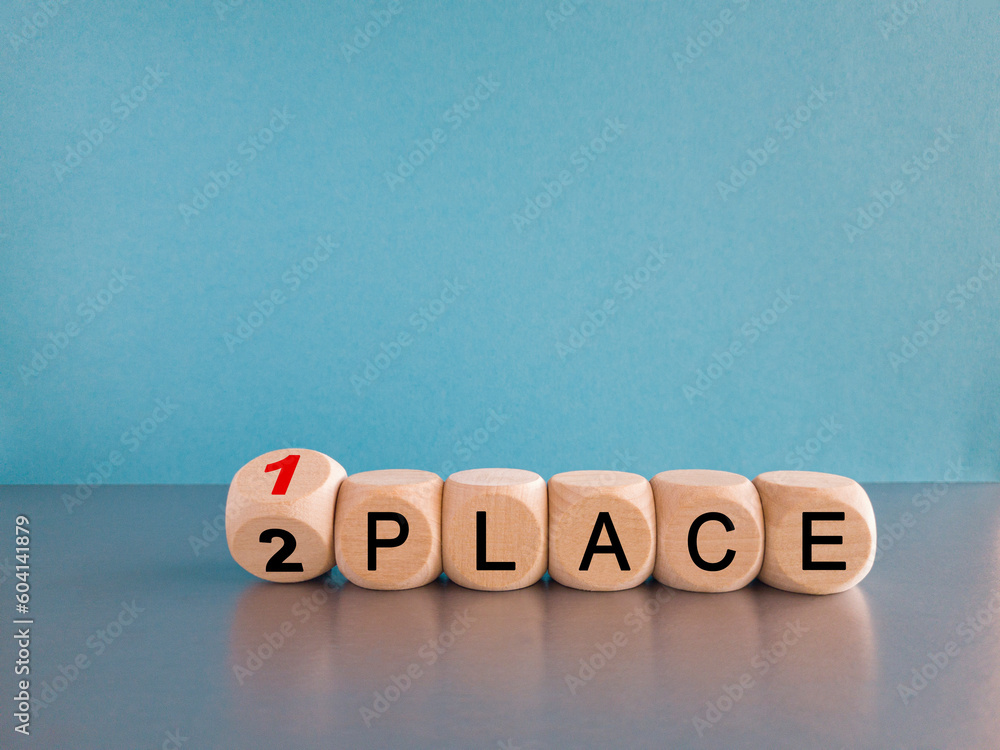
368, 512, 409, 570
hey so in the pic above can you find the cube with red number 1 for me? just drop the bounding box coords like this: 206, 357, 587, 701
226, 449, 346, 582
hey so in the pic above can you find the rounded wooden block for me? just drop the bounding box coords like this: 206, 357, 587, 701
226, 449, 346, 582
547, 470, 655, 591
334, 469, 443, 590
651, 469, 764, 593
442, 468, 547, 591
753, 471, 877, 595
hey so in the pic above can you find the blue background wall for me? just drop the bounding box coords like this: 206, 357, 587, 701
2, 0, 998, 484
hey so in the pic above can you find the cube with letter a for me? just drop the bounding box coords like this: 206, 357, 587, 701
547, 470, 655, 591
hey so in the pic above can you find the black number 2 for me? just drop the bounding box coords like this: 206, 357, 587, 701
259, 528, 304, 572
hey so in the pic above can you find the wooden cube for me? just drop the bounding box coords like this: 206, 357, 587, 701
547, 471, 655, 591
334, 469, 443, 590
441, 468, 547, 591
226, 449, 346, 582
753, 470, 877, 595
651, 469, 764, 592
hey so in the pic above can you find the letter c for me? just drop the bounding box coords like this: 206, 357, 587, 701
687, 512, 736, 571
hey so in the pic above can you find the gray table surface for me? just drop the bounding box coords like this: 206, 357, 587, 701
1, 483, 998, 749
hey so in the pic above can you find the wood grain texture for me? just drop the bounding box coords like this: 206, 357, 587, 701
753, 471, 877, 595
651, 469, 764, 593
442, 468, 548, 591
334, 469, 443, 590
547, 470, 655, 591
226, 448, 346, 582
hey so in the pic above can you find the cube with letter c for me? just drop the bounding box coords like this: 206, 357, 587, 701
652, 469, 764, 592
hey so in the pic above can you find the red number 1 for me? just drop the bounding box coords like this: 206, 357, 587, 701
265, 454, 300, 495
